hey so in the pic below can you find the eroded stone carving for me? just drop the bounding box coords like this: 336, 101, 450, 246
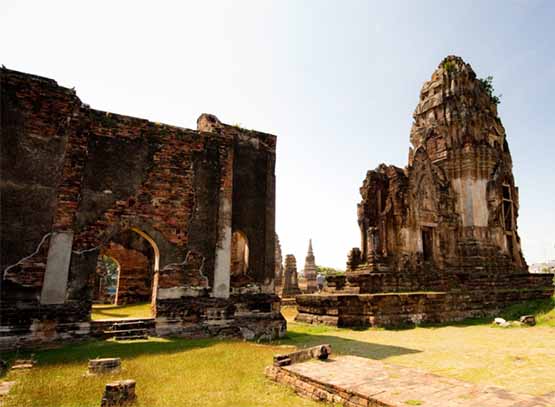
282, 255, 301, 297
296, 56, 554, 327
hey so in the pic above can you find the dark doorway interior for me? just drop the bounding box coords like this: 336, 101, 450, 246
422, 227, 434, 261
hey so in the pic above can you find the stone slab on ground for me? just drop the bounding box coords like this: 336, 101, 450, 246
0, 381, 16, 396
88, 358, 121, 375
0, 381, 16, 406
266, 355, 555, 407
10, 359, 35, 370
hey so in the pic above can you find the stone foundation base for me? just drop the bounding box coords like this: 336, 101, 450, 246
266, 355, 555, 407
0, 294, 286, 351
296, 273, 554, 328
155, 293, 286, 341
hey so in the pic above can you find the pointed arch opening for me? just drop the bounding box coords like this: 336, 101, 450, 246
91, 227, 160, 320
93, 255, 120, 305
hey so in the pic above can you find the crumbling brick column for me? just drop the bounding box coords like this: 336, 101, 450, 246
101, 379, 136, 407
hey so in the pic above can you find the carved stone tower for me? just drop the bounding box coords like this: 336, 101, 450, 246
282, 254, 301, 297
295, 56, 554, 328
349, 55, 527, 277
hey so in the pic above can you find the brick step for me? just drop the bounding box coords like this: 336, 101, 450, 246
103, 328, 146, 335
114, 334, 148, 341
112, 328, 147, 336
109, 321, 145, 330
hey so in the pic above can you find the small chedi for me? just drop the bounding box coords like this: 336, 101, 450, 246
296, 56, 554, 327
281, 255, 301, 297
302, 240, 318, 293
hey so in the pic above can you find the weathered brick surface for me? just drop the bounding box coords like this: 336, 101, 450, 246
297, 273, 554, 328
102, 242, 152, 305
282, 255, 301, 297
267, 355, 555, 407
0, 68, 284, 350
298, 56, 554, 328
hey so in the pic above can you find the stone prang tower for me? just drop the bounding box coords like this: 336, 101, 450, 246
295, 56, 553, 328
282, 254, 301, 297
349, 55, 527, 276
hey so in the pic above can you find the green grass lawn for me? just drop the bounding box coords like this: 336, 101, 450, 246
91, 302, 153, 320
2, 297, 555, 406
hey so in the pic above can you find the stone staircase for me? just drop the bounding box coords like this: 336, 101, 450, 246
104, 320, 148, 340
91, 318, 155, 341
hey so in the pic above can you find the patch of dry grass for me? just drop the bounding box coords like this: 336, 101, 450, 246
3, 303, 555, 406
1, 338, 322, 407
91, 302, 153, 320
283, 305, 555, 396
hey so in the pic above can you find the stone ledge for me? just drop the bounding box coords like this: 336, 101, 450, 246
266, 355, 555, 407
273, 344, 331, 367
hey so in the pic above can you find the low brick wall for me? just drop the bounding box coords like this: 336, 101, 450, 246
0, 294, 286, 351
156, 294, 286, 341
266, 365, 368, 406
89, 318, 156, 339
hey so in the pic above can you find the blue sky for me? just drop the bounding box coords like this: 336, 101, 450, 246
2, 1, 554, 268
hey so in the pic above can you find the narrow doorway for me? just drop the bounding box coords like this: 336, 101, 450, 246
422, 227, 434, 261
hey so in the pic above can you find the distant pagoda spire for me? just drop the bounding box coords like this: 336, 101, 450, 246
303, 238, 318, 293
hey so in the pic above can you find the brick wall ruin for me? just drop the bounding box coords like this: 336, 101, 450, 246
0, 68, 285, 350
296, 56, 554, 327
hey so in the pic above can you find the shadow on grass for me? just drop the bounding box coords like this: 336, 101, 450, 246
0, 336, 219, 370
279, 329, 421, 360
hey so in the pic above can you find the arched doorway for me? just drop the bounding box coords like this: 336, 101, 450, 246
230, 230, 250, 286
92, 255, 120, 304
91, 228, 160, 320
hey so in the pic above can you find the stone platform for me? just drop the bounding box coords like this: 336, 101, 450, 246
295, 272, 554, 328
266, 355, 555, 407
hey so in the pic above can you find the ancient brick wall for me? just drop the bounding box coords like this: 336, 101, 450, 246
197, 116, 277, 293
0, 68, 284, 350
1, 71, 81, 293
102, 242, 152, 305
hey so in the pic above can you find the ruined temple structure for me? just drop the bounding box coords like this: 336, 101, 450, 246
296, 56, 554, 328
302, 240, 317, 293
274, 234, 284, 292
281, 255, 301, 298
0, 68, 286, 350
